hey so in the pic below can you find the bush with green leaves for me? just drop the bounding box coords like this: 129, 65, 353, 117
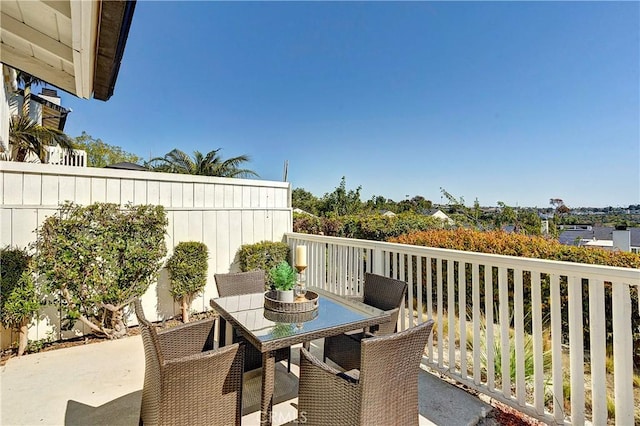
0, 247, 40, 355
166, 241, 208, 323
35, 202, 167, 339
269, 261, 296, 291
238, 241, 290, 286
293, 212, 447, 240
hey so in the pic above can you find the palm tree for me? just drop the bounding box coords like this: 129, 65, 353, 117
8, 115, 75, 162
147, 148, 259, 178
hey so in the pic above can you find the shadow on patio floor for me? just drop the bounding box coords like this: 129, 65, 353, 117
65, 391, 141, 426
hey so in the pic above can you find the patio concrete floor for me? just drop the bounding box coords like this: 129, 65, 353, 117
1, 335, 494, 425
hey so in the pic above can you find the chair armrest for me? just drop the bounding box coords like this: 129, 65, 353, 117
374, 307, 400, 335
157, 317, 217, 360
301, 347, 342, 376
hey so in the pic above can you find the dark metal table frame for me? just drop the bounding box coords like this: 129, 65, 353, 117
210, 286, 391, 426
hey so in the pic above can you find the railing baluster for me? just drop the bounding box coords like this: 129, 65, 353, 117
514, 268, 525, 406
459, 261, 467, 379
407, 254, 415, 329
550, 273, 564, 423
417, 256, 424, 325
400, 252, 407, 330
568, 275, 584, 424
472, 262, 480, 385
437, 258, 444, 369
485, 265, 495, 392
499, 266, 511, 398
447, 259, 456, 373
426, 256, 434, 361
588, 279, 607, 425
612, 282, 634, 425
531, 271, 544, 416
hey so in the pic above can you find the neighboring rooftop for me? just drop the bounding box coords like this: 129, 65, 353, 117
558, 226, 640, 247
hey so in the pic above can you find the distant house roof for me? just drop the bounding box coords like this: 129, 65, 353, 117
104, 162, 147, 171
558, 227, 640, 247
293, 208, 317, 217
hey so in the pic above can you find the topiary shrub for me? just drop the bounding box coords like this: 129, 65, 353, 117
0, 247, 40, 356
166, 241, 208, 323
35, 202, 167, 339
238, 241, 290, 287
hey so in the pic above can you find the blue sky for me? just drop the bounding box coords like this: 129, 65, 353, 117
59, 1, 639, 208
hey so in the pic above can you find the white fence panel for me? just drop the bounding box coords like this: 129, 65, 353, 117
0, 162, 291, 348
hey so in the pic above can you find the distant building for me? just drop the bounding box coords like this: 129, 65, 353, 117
558, 226, 639, 253
7, 87, 86, 166
293, 208, 317, 217
423, 209, 454, 225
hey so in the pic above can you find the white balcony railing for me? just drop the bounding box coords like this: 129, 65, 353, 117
285, 232, 640, 425
45, 145, 86, 167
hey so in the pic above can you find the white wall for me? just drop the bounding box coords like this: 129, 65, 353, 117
0, 65, 16, 159
0, 162, 292, 347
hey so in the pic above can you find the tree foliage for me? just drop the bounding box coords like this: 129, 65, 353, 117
319, 177, 362, 216
73, 132, 141, 167
0, 247, 40, 355
34, 202, 167, 339
291, 188, 321, 216
166, 241, 208, 323
8, 115, 74, 162
147, 148, 258, 178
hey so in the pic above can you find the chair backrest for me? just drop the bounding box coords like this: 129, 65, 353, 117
215, 270, 266, 297
133, 299, 163, 426
363, 273, 407, 334
358, 319, 435, 425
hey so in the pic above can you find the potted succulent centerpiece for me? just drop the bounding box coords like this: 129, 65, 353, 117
269, 261, 296, 302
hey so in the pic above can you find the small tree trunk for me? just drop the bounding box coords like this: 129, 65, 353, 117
181, 298, 190, 323
17, 320, 29, 356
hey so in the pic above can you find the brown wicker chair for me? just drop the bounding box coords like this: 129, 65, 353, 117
298, 319, 435, 426
323, 272, 408, 371
214, 270, 291, 372
134, 299, 244, 426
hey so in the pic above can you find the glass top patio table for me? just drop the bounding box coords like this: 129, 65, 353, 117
210, 286, 391, 353
210, 286, 392, 426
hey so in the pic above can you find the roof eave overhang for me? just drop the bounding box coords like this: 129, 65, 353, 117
92, 0, 137, 101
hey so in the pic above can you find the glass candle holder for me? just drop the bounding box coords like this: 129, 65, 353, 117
295, 265, 307, 300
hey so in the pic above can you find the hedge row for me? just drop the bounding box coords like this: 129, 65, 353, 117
293, 212, 449, 241
389, 229, 640, 268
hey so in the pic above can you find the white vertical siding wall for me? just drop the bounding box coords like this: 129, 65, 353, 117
0, 162, 291, 346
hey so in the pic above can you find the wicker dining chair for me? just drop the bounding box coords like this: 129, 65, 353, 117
323, 272, 408, 371
214, 270, 291, 372
134, 299, 244, 426
298, 319, 435, 426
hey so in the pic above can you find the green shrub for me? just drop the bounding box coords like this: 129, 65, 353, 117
167, 241, 208, 323
238, 241, 290, 286
0, 247, 40, 355
35, 202, 167, 339
293, 212, 447, 240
